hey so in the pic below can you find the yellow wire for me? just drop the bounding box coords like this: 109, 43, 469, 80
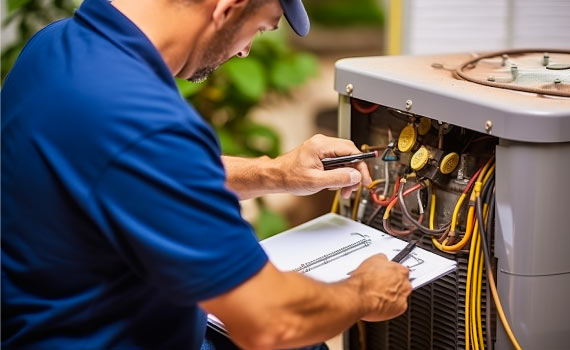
432, 205, 475, 252
471, 204, 488, 350
488, 265, 522, 350
463, 159, 493, 350
450, 193, 466, 232
482, 163, 495, 185
331, 190, 340, 214
476, 249, 484, 350
367, 178, 386, 190
476, 204, 489, 350
352, 184, 363, 220
430, 192, 436, 229
471, 224, 481, 350
432, 160, 496, 252
465, 216, 478, 350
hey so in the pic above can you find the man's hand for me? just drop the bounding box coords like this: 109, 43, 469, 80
348, 254, 412, 322
222, 134, 372, 200
275, 134, 372, 198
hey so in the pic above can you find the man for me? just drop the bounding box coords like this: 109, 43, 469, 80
1, 0, 412, 348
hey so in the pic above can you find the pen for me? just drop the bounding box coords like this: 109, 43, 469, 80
321, 151, 379, 170
345, 239, 418, 277
391, 239, 418, 263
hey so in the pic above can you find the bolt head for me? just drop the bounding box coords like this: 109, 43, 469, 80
345, 83, 354, 95
485, 120, 493, 133
405, 99, 413, 110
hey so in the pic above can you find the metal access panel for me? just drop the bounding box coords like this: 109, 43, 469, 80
333, 51, 570, 350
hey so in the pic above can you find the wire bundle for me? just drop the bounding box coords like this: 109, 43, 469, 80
427, 158, 521, 350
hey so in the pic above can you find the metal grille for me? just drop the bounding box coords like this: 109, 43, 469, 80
349, 205, 496, 350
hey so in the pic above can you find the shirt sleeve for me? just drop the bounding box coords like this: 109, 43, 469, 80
90, 122, 268, 305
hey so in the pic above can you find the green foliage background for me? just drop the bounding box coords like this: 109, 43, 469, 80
305, 0, 383, 27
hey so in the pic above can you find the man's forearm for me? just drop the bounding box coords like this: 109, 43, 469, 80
201, 263, 368, 350
254, 270, 367, 348
221, 135, 372, 200
222, 155, 285, 200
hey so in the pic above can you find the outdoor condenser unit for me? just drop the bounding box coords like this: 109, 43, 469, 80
333, 50, 570, 350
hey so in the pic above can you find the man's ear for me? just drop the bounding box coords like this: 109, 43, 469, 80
212, 0, 249, 30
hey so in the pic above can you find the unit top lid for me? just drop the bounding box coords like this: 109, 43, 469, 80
335, 52, 570, 143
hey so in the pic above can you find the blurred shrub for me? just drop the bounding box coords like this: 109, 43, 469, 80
2, 0, 78, 82
304, 0, 384, 27
178, 29, 318, 158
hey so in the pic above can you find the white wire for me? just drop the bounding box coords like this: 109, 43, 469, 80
382, 160, 390, 198
416, 189, 424, 214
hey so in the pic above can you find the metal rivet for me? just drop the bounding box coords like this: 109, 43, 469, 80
485, 120, 493, 133
405, 99, 413, 111
543, 53, 550, 66
487, 76, 495, 82
554, 78, 561, 84
345, 83, 353, 96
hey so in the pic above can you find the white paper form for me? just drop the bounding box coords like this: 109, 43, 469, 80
260, 213, 456, 289
207, 213, 456, 334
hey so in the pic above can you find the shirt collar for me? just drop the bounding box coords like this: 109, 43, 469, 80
74, 0, 175, 87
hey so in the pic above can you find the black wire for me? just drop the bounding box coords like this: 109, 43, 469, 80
366, 205, 384, 226
482, 175, 495, 205
398, 181, 449, 234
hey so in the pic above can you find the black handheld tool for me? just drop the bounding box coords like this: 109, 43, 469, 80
391, 239, 418, 263
321, 151, 379, 170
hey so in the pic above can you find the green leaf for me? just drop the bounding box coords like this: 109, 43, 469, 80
223, 58, 266, 101
240, 122, 281, 158
254, 206, 289, 240
304, 0, 384, 27
270, 53, 317, 91
7, 0, 32, 12
216, 128, 246, 156
292, 53, 318, 80
176, 78, 205, 98
251, 30, 289, 58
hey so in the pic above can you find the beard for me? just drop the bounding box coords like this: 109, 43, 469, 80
187, 22, 238, 83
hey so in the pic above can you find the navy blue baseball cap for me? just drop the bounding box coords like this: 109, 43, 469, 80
278, 0, 310, 36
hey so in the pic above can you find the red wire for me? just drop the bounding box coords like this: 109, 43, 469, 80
351, 99, 380, 114
386, 183, 423, 213
370, 176, 401, 206
463, 167, 483, 195
382, 182, 424, 237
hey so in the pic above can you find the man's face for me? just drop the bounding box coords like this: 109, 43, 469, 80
186, 0, 282, 82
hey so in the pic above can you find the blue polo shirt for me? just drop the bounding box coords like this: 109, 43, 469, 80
1, 0, 268, 348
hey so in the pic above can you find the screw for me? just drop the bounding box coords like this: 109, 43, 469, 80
345, 83, 353, 96
405, 99, 413, 110
543, 53, 550, 66
511, 64, 518, 79
485, 120, 493, 133
487, 76, 495, 82
554, 78, 561, 84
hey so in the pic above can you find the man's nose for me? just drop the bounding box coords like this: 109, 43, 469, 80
237, 44, 252, 58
